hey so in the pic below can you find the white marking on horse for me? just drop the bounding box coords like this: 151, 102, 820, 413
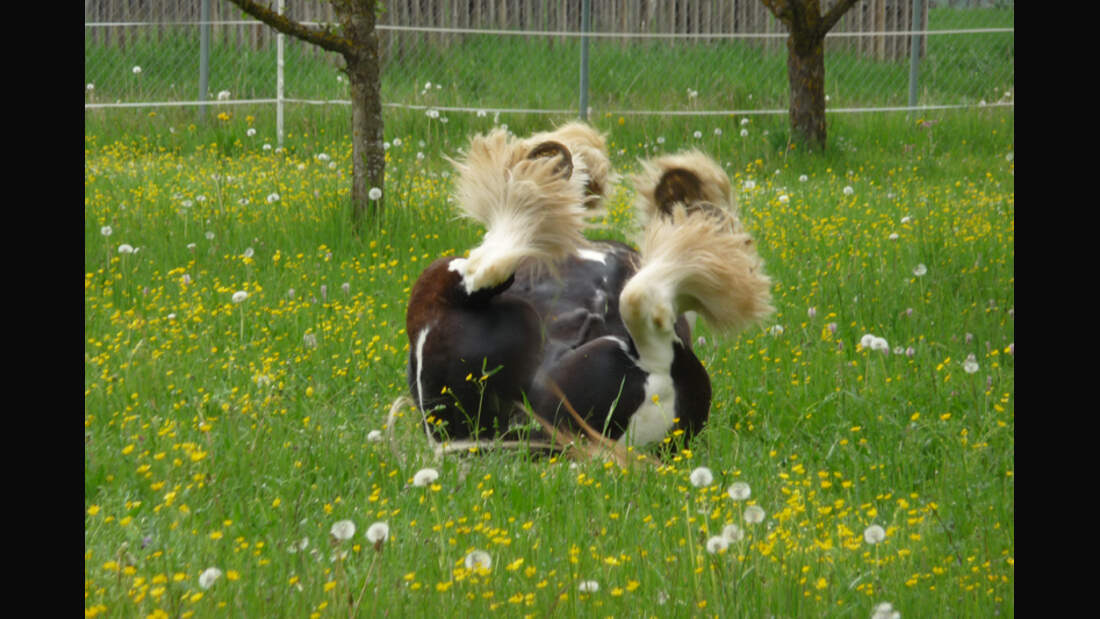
413, 325, 432, 418
577, 248, 607, 263
618, 372, 676, 447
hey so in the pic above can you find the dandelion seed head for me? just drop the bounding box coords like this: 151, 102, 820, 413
577, 580, 600, 593
963, 353, 979, 374
412, 467, 440, 487
232, 290, 248, 304
872, 601, 901, 619
464, 550, 492, 571
727, 481, 751, 501
330, 519, 356, 541
689, 467, 714, 488
365, 521, 389, 544
368, 187, 383, 200
118, 244, 134, 255
863, 524, 886, 545
705, 535, 729, 554
913, 263, 928, 277
722, 523, 744, 542
198, 567, 222, 590
744, 505, 766, 524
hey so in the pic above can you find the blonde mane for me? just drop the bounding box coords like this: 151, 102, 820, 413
630, 149, 737, 228
633, 204, 773, 333
447, 129, 596, 292
523, 121, 617, 209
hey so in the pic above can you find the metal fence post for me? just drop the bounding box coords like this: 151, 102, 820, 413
199, 0, 210, 121
277, 0, 285, 148
579, 0, 590, 121
907, 0, 923, 112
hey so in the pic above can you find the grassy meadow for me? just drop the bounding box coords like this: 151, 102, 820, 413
84, 103, 1013, 618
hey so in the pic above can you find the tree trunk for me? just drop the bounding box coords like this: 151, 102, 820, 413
348, 54, 385, 229
225, 0, 386, 232
787, 33, 827, 151
338, 1, 386, 232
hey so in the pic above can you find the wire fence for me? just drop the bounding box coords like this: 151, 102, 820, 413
84, 0, 1014, 120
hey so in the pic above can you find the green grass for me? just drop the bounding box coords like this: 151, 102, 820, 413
85, 100, 1013, 618
85, 6, 1013, 114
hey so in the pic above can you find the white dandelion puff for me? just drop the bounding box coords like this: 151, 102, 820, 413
368, 187, 382, 200
367, 430, 383, 442
217, 90, 231, 101
232, 290, 248, 304
464, 550, 492, 571
727, 482, 751, 501
963, 353, 979, 374
198, 567, 223, 590
722, 523, 744, 542
872, 602, 901, 619
132, 65, 142, 75
577, 580, 600, 593
100, 225, 113, 237
843, 185, 855, 195
330, 519, 356, 541
863, 524, 886, 545
365, 521, 390, 544
246, 127, 256, 137
689, 467, 714, 488
744, 505, 766, 524
705, 535, 730, 554
412, 468, 440, 487
118, 244, 135, 255
266, 192, 280, 203
913, 263, 927, 277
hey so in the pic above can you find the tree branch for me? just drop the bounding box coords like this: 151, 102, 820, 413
820, 0, 863, 35
224, 0, 353, 56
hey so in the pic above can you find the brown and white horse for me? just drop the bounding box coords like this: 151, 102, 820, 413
403, 126, 772, 456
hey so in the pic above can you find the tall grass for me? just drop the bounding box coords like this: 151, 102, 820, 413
85, 6, 1013, 115
85, 103, 1013, 617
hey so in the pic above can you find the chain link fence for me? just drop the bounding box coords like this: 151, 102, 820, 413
84, 0, 1013, 119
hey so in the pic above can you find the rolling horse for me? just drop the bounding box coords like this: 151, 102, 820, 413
403, 123, 773, 456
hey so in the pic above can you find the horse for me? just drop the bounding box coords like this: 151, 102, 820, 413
403, 125, 773, 458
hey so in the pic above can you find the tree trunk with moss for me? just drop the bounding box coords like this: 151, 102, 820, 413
761, 0, 862, 152
225, 0, 384, 232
